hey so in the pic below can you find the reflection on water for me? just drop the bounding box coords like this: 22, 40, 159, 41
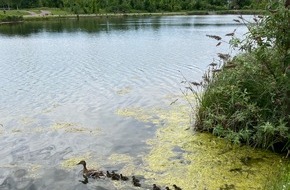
0, 15, 243, 37
0, 15, 261, 189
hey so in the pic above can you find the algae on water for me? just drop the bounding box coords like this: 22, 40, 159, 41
61, 152, 93, 169
117, 99, 284, 190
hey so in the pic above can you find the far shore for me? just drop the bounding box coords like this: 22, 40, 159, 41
0, 9, 265, 24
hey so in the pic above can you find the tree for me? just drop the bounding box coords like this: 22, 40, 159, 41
14, 0, 23, 9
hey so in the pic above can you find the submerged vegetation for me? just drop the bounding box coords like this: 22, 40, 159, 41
192, 0, 290, 153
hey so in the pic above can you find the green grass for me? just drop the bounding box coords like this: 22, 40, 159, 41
0, 15, 23, 22
266, 161, 290, 190
28, 7, 72, 15
0, 9, 29, 16
0, 8, 72, 18
0, 10, 24, 22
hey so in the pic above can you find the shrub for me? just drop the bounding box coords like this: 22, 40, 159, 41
0, 15, 23, 22
193, 0, 290, 152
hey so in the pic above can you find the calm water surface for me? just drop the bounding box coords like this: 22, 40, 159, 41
0, 15, 248, 189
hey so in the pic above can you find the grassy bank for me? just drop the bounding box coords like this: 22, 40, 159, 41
0, 15, 23, 23
0, 8, 71, 16
0, 7, 266, 23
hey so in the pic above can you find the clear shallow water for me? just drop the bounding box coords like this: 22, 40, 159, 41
0, 15, 248, 189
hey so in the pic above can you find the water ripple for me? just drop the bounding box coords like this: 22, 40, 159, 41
0, 15, 249, 189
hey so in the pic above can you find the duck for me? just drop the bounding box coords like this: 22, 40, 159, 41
153, 184, 161, 190
173, 184, 182, 190
77, 160, 104, 179
120, 174, 129, 181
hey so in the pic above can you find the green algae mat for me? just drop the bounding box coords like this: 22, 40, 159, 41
59, 97, 285, 189
116, 100, 285, 190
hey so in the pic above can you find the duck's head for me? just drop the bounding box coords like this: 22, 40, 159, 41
77, 160, 86, 166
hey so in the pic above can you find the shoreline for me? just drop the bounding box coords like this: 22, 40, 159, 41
0, 20, 24, 25
23, 9, 264, 18
0, 10, 265, 24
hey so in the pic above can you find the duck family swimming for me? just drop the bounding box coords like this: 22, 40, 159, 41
77, 160, 182, 189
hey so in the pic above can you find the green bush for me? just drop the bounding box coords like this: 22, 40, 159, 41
0, 15, 23, 22
194, 0, 290, 152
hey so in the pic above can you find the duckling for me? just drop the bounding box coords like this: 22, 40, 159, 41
110, 171, 120, 180
153, 184, 161, 190
132, 176, 140, 183
165, 187, 171, 190
77, 160, 103, 178
111, 175, 120, 180
99, 171, 105, 176
133, 181, 141, 187
112, 171, 119, 176
173, 184, 182, 190
106, 171, 112, 178
112, 171, 120, 179
91, 171, 104, 179
120, 174, 129, 181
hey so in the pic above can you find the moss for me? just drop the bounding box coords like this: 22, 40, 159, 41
117, 99, 285, 189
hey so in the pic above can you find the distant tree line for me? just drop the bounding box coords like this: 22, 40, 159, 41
0, 0, 267, 13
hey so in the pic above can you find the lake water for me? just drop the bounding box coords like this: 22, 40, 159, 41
0, 15, 266, 190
